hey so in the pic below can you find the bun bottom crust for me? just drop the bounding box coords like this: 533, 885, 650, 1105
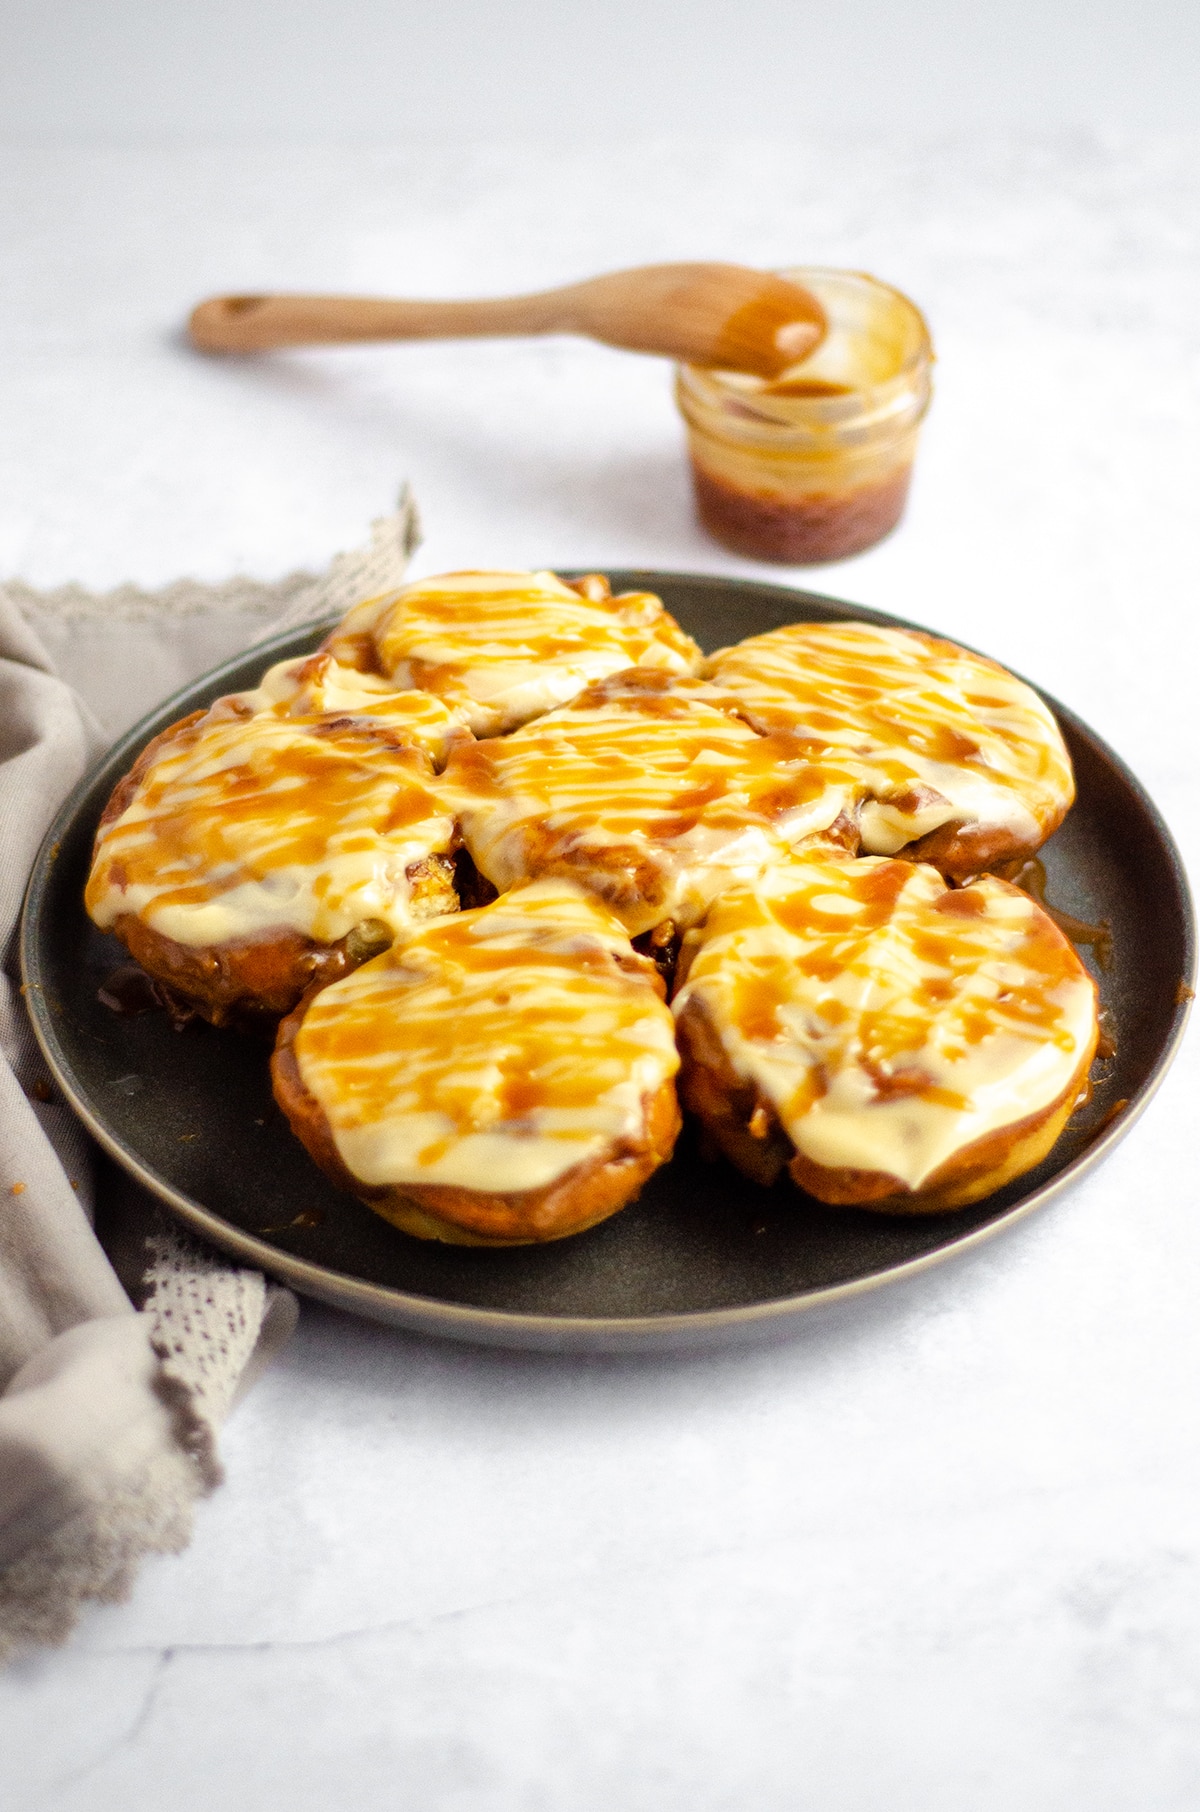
675, 995, 1098, 1214
898, 813, 1069, 884
106, 857, 456, 1029
111, 915, 359, 1029
271, 1003, 683, 1245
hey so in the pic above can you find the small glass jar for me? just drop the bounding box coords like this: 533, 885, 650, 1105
675, 267, 933, 564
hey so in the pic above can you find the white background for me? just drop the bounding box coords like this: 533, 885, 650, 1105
2, 0, 1199, 140
2, 5, 1200, 1810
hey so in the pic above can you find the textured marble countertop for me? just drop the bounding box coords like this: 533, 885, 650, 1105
2, 135, 1199, 1811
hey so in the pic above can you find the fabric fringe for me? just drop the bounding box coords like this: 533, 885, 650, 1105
0, 1433, 204, 1664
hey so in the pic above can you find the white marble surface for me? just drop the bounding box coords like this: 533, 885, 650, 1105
2, 134, 1199, 1809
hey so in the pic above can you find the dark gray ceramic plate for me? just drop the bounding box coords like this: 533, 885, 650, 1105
21, 573, 1195, 1352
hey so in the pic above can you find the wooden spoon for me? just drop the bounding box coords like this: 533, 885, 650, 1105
187, 263, 826, 379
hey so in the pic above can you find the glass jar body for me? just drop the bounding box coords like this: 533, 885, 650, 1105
675, 268, 933, 564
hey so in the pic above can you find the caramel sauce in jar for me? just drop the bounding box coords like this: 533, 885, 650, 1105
675, 268, 933, 564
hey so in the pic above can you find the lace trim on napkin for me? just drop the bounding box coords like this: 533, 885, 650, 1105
5, 484, 421, 631
143, 1225, 299, 1491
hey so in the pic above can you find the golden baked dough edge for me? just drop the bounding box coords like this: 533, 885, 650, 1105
271, 995, 683, 1246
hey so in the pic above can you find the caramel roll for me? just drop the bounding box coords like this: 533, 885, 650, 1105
673, 850, 1099, 1211
706, 622, 1074, 877
273, 880, 682, 1244
318, 589, 401, 675
233, 650, 472, 766
447, 669, 851, 939
330, 568, 702, 736
86, 688, 461, 1023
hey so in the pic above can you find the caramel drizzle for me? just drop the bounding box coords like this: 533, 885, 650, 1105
87, 685, 457, 941
363, 570, 701, 729
448, 671, 847, 930
707, 622, 1074, 832
677, 854, 1098, 1146
294, 884, 678, 1184
238, 652, 469, 761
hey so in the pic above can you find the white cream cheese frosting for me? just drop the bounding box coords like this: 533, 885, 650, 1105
673, 850, 1098, 1192
86, 685, 459, 949
290, 879, 680, 1194
705, 621, 1074, 860
357, 569, 703, 736
446, 669, 850, 937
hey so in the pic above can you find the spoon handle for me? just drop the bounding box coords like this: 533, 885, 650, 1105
188, 290, 574, 353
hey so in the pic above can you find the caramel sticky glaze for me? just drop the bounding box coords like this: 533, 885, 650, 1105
273, 880, 682, 1244
672, 851, 1099, 1211
344, 569, 702, 736
691, 462, 913, 565
706, 622, 1074, 878
706, 279, 828, 378
446, 669, 851, 939
994, 855, 1113, 970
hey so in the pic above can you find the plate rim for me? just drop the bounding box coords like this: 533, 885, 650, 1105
20, 571, 1197, 1352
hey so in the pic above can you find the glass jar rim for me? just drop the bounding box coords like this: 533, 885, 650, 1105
675, 267, 933, 450
778, 266, 933, 384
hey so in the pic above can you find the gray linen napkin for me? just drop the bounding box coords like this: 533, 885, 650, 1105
0, 493, 419, 1660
